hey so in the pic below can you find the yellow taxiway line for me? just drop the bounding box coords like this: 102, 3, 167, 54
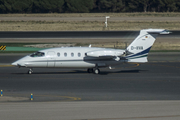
0, 65, 13, 67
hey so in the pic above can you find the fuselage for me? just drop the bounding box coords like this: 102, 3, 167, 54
12, 47, 125, 68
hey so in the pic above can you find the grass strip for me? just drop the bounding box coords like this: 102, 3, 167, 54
0, 21, 180, 31
0, 51, 37, 53
0, 43, 46, 47
5, 47, 43, 51
1, 13, 180, 17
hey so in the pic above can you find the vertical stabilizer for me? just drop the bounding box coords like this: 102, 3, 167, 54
125, 29, 170, 63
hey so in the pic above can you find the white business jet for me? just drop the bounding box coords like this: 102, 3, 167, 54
12, 29, 170, 74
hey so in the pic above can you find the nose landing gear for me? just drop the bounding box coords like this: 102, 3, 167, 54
28, 69, 33, 74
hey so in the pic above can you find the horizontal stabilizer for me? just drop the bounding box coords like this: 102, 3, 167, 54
127, 57, 147, 63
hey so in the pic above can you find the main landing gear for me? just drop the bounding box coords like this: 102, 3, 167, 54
94, 68, 100, 74
87, 68, 100, 74
28, 69, 33, 74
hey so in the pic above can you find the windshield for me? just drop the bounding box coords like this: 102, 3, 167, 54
30, 52, 45, 57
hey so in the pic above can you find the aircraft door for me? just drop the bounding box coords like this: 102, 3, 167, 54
47, 51, 55, 67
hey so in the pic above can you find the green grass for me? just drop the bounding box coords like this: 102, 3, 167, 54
0, 51, 36, 53
0, 43, 45, 53
0, 43, 43, 47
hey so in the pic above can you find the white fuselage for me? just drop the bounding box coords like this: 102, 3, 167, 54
12, 47, 125, 68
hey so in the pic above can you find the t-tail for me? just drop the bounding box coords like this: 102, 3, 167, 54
125, 29, 170, 63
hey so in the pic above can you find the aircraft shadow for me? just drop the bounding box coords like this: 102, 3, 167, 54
11, 69, 148, 75
99, 69, 148, 75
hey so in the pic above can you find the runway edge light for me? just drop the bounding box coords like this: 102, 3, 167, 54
1, 90, 3, 96
31, 93, 33, 101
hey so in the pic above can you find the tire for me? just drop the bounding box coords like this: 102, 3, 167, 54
28, 70, 32, 74
94, 69, 100, 74
28, 69, 33, 74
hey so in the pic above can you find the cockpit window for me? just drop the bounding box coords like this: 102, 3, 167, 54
30, 52, 45, 57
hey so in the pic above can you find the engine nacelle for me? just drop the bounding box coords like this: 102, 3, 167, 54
86, 50, 123, 57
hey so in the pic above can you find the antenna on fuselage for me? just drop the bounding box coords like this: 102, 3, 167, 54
89, 44, 91, 48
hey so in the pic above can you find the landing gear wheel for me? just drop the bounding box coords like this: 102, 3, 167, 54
94, 68, 100, 74
28, 69, 33, 74
87, 68, 93, 73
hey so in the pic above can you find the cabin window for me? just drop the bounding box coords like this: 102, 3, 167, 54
78, 53, 81, 57
57, 52, 60, 57
71, 53, 74, 57
30, 52, 45, 57
64, 52, 67, 57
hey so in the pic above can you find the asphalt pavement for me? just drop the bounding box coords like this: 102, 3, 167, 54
1, 52, 180, 120
1, 101, 180, 120
0, 31, 178, 38
0, 57, 180, 101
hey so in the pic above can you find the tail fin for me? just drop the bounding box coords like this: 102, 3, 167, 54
125, 29, 170, 63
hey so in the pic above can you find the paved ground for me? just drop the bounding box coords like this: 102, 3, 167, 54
0, 31, 178, 39
0, 53, 180, 102
1, 62, 180, 101
0, 101, 180, 120
0, 53, 180, 120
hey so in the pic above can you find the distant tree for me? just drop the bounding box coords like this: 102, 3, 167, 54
176, 0, 180, 12
12, 0, 32, 13
65, 0, 94, 13
0, 0, 15, 13
50, 0, 65, 13
112, 0, 126, 12
95, 0, 125, 12
128, 0, 156, 12
152, 0, 165, 12
32, 0, 64, 13
128, 0, 141, 12
0, 0, 6, 13
139, 0, 155, 12
0, 0, 180, 13
97, 0, 111, 12
162, 0, 177, 12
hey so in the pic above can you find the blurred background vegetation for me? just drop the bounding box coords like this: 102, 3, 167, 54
0, 0, 180, 13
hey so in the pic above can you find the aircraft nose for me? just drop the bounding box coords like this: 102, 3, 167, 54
11, 62, 17, 66
11, 62, 24, 67
11, 56, 29, 67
